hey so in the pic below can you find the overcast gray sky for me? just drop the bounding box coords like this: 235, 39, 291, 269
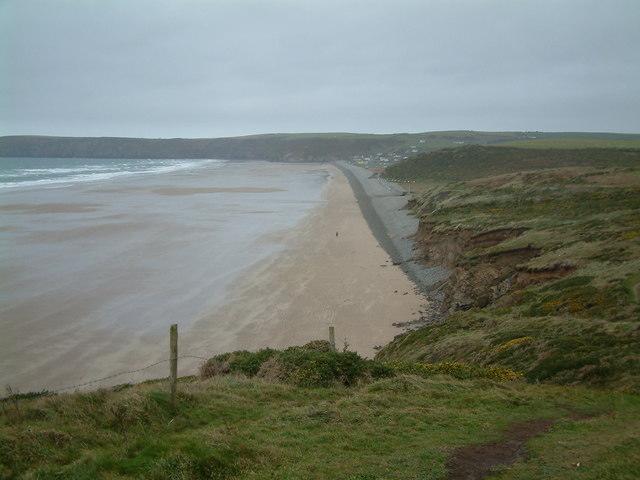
1, 0, 639, 137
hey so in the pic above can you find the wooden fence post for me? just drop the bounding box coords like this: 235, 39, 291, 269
329, 325, 336, 352
169, 324, 178, 407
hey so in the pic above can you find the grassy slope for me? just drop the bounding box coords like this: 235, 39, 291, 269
500, 138, 640, 149
384, 145, 640, 182
2, 374, 639, 479
380, 146, 640, 391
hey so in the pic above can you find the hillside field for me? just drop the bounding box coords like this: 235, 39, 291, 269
3, 131, 639, 164
381, 145, 640, 391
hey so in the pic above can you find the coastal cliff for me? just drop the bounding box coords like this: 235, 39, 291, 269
378, 146, 640, 391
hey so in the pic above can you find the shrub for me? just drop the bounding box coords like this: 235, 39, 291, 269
201, 344, 520, 387
367, 361, 395, 380
227, 349, 276, 377
387, 361, 522, 382
278, 347, 368, 387
256, 356, 286, 382
301, 340, 333, 352
493, 336, 534, 354
201, 343, 393, 387
200, 358, 231, 379
526, 282, 628, 318
200, 349, 276, 379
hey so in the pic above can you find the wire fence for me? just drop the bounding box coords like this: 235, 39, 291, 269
1, 353, 213, 401
52, 354, 211, 393
2, 316, 341, 403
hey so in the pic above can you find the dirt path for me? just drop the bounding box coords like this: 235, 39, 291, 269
446, 418, 555, 480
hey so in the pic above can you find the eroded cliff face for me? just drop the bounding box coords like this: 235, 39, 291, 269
413, 222, 574, 316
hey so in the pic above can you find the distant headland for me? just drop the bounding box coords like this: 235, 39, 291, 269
2, 130, 639, 163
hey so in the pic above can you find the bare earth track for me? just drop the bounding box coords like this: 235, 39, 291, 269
446, 418, 555, 480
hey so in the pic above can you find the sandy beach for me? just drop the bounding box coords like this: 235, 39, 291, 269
1, 161, 425, 391
184, 165, 425, 359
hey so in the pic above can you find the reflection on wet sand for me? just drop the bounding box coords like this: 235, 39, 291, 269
0, 203, 102, 214
151, 186, 286, 195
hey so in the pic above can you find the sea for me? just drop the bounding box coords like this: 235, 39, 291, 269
0, 157, 329, 392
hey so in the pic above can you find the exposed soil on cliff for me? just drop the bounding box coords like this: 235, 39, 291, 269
413, 223, 576, 314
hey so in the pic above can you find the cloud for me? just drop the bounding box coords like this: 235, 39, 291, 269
1, 0, 639, 136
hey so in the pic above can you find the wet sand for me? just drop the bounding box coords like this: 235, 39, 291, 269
151, 186, 285, 195
183, 165, 425, 359
1, 161, 328, 392
0, 203, 102, 214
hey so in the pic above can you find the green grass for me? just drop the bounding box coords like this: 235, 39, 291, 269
499, 138, 640, 149
2, 368, 639, 479
383, 145, 640, 182
379, 146, 640, 391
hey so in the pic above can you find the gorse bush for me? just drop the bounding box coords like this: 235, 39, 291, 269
200, 342, 519, 387
386, 361, 523, 382
277, 348, 368, 387
493, 336, 534, 354
201, 341, 393, 387
216, 349, 277, 377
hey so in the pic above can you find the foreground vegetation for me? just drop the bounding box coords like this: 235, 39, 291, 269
2, 344, 639, 479
381, 145, 640, 391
